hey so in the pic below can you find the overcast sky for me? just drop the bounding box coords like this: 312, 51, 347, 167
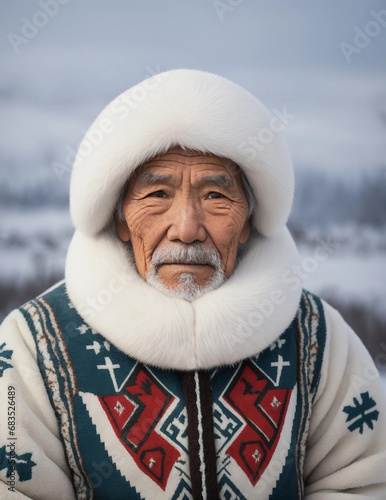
0, 0, 385, 193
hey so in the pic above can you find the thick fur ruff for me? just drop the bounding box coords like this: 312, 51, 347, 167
70, 69, 293, 237
65, 227, 302, 370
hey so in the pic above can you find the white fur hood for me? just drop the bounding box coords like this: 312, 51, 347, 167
66, 69, 302, 370
70, 69, 293, 238
66, 227, 302, 370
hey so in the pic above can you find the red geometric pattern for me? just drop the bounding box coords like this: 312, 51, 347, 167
223, 361, 292, 485
99, 365, 180, 490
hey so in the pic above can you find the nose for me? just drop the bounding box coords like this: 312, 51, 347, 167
167, 199, 206, 244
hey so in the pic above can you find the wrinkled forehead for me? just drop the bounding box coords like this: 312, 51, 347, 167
131, 146, 241, 182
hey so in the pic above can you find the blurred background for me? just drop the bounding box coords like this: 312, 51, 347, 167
0, 1, 385, 373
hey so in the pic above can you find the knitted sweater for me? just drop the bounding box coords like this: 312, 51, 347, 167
0, 281, 385, 499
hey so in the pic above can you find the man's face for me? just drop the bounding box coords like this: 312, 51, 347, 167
116, 147, 250, 299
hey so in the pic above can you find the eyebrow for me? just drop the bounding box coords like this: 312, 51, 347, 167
198, 175, 233, 190
135, 171, 234, 191
135, 171, 175, 189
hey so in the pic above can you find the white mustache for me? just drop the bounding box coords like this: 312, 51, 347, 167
151, 244, 222, 270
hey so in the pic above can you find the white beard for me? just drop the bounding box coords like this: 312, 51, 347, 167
145, 243, 227, 301
147, 268, 226, 301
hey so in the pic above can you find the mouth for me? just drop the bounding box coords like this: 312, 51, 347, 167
160, 262, 212, 268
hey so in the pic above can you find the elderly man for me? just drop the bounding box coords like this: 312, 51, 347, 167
0, 70, 385, 499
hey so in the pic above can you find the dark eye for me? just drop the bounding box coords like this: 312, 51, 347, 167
148, 190, 166, 198
206, 191, 224, 199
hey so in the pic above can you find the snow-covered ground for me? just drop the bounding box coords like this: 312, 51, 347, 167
296, 224, 386, 318
1, 206, 385, 320
0, 208, 72, 285
1, 209, 385, 287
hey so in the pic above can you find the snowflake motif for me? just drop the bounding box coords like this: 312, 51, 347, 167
343, 392, 379, 434
0, 446, 36, 482
0, 342, 13, 377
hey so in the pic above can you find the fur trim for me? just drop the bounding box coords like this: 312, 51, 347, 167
70, 69, 293, 237
65, 227, 302, 370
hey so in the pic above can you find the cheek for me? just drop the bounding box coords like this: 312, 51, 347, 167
206, 214, 246, 273
217, 232, 241, 263
124, 205, 168, 266
125, 200, 171, 237
208, 212, 246, 247
124, 204, 150, 238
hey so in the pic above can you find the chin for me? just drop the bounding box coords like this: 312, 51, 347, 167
146, 269, 227, 301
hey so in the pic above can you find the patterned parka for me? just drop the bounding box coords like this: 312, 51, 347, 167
1, 70, 386, 499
